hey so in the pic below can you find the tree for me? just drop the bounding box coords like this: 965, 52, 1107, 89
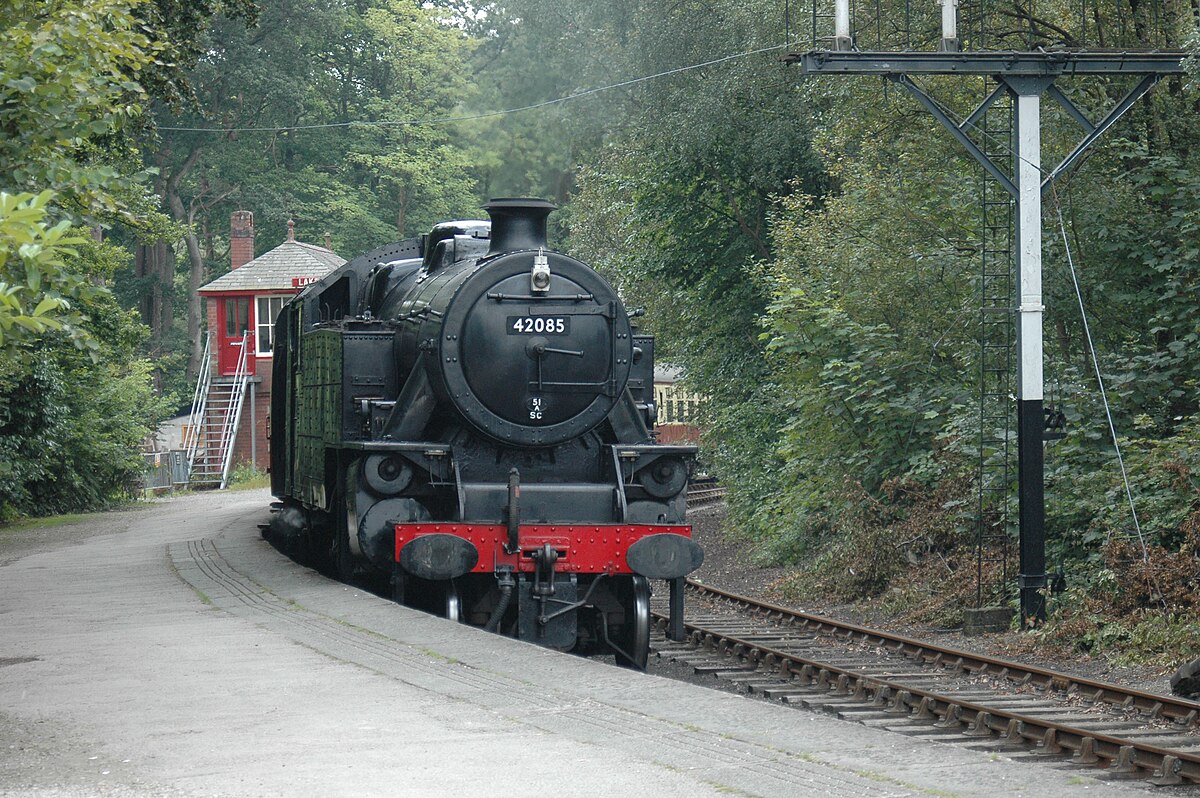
147, 0, 479, 382
0, 0, 208, 515
483, 0, 826, 537
485, 0, 1200, 595
0, 0, 155, 220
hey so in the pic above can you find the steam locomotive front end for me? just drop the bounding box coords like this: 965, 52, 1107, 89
273, 197, 701, 668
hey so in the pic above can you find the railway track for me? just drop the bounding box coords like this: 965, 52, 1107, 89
651, 580, 1200, 786
685, 479, 726, 508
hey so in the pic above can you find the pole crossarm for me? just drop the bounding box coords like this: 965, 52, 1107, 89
877, 70, 1171, 199
890, 74, 1018, 197
786, 50, 1187, 76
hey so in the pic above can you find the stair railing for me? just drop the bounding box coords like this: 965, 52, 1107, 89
218, 331, 253, 489
184, 332, 213, 477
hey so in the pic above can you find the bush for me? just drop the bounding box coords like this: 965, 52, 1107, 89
0, 239, 170, 519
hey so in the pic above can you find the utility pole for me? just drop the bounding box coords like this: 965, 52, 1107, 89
787, 3, 1185, 624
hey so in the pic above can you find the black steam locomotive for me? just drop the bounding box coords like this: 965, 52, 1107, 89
267, 198, 701, 668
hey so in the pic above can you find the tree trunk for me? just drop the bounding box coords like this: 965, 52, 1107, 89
133, 239, 173, 344
184, 227, 205, 384
133, 238, 173, 393
163, 148, 206, 382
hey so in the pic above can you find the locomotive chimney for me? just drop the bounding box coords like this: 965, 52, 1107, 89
484, 198, 557, 256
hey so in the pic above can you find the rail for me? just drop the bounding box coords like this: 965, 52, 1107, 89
218, 332, 252, 489
652, 580, 1200, 785
686, 480, 726, 508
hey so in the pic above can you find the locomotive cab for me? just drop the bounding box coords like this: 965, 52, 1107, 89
268, 198, 701, 668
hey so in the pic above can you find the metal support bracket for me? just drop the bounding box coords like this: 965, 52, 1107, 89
960, 80, 1007, 133
889, 74, 1017, 198
1042, 74, 1161, 190
1045, 84, 1095, 132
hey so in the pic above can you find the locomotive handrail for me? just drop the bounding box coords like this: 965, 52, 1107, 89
486, 291, 596, 302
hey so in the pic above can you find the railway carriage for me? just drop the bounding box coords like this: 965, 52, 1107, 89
267, 198, 702, 667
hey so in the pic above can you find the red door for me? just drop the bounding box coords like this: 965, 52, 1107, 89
218, 296, 251, 375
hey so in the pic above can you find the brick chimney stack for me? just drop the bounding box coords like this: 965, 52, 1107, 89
230, 211, 255, 270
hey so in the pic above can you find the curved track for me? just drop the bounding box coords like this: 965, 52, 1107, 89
653, 580, 1200, 786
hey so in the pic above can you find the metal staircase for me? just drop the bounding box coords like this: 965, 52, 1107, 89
183, 333, 213, 476
973, 80, 1016, 608
188, 332, 252, 490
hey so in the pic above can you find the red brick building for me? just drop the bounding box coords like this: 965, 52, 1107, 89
196, 213, 345, 474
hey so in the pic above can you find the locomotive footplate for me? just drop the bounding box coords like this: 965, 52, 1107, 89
393, 523, 700, 578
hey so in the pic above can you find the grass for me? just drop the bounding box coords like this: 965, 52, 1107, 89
228, 473, 271, 491
0, 502, 150, 533
226, 462, 271, 491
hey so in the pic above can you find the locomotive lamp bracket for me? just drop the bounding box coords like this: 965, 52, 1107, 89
531, 248, 551, 294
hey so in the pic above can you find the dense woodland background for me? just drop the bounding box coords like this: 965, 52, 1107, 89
2, 0, 1199, 658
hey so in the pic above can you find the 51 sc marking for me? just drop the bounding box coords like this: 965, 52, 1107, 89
507, 316, 570, 335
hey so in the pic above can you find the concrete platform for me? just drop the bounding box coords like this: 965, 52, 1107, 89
0, 490, 1157, 796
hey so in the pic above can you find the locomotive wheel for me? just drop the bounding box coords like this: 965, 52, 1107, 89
614, 576, 651, 670
444, 581, 462, 622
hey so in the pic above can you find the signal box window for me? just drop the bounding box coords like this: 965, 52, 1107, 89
256, 295, 288, 356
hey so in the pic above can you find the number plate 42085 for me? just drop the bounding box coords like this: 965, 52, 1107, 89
507, 316, 570, 335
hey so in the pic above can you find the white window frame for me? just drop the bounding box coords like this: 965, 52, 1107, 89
255, 295, 288, 357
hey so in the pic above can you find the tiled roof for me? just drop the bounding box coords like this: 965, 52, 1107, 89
199, 240, 346, 293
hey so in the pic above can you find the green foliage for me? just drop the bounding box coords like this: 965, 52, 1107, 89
0, 191, 89, 349
555, 0, 1200, 663
227, 461, 270, 490
556, 0, 828, 541
0, 0, 156, 219
1046, 153, 1200, 420
1024, 587, 1200, 667
153, 0, 480, 252
135, 0, 258, 108
0, 240, 172, 518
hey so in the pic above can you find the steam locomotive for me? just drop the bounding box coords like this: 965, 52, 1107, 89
267, 198, 702, 668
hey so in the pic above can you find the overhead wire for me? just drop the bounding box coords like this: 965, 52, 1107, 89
157, 43, 790, 134
1049, 184, 1150, 563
